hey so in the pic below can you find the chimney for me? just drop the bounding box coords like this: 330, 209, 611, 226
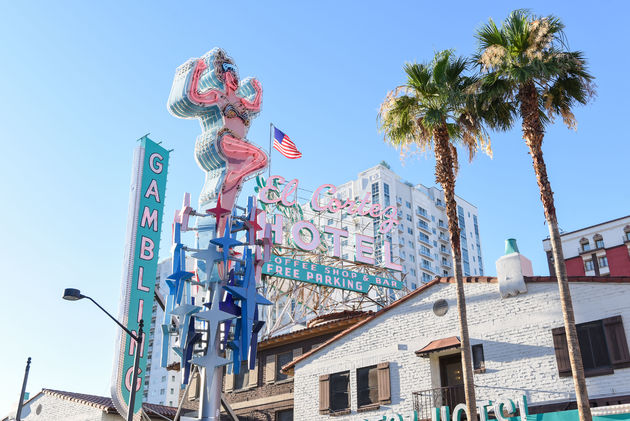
495, 238, 533, 298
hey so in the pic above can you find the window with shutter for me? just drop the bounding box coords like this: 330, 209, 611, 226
552, 315, 630, 378
603, 316, 630, 369
357, 365, 379, 409
234, 361, 250, 390
248, 359, 258, 388
276, 351, 293, 382
329, 371, 350, 413
224, 366, 235, 392
265, 354, 276, 384
552, 326, 571, 377
319, 374, 330, 414
472, 344, 485, 373
377, 362, 391, 404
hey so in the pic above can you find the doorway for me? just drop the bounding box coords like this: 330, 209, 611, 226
439, 354, 465, 410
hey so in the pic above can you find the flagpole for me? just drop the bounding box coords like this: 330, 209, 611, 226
268, 122, 273, 179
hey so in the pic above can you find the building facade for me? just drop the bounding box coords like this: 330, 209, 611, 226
320, 163, 484, 290
218, 311, 371, 421
284, 249, 630, 420
543, 215, 630, 277
10, 389, 175, 421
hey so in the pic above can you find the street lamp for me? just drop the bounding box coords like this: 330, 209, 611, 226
62, 288, 143, 421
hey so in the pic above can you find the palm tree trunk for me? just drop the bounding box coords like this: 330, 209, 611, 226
520, 82, 592, 421
434, 125, 477, 420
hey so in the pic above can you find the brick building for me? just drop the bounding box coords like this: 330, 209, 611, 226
283, 245, 630, 421
6, 389, 176, 421
215, 311, 371, 421
543, 215, 630, 276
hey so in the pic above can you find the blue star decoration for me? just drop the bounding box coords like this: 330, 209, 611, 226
190, 243, 223, 285
248, 307, 265, 370
170, 303, 201, 358
210, 216, 243, 265
194, 286, 237, 352
226, 318, 243, 375
167, 223, 194, 304
224, 248, 271, 362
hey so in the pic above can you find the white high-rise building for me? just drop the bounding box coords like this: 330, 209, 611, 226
144, 258, 196, 406
313, 163, 485, 290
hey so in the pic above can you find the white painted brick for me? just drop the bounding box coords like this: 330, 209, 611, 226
293, 282, 630, 420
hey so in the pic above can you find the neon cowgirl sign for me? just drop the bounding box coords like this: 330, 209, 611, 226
257, 175, 401, 271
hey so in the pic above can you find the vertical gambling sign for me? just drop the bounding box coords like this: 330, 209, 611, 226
111, 137, 169, 418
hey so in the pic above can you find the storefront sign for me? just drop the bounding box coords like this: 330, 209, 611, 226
262, 255, 402, 293
111, 137, 169, 418
366, 395, 529, 421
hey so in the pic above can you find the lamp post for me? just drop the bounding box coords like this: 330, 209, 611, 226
62, 288, 143, 421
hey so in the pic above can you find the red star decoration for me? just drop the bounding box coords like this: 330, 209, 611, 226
206, 194, 231, 220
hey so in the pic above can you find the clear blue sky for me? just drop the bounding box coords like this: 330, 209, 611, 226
1, 0, 628, 415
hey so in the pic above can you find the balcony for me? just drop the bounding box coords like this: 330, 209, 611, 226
441, 260, 452, 268
419, 249, 432, 259
417, 222, 431, 233
417, 236, 431, 246
435, 201, 445, 209
412, 385, 465, 421
416, 210, 430, 222
438, 234, 449, 243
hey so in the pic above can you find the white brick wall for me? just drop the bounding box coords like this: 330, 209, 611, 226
20, 393, 109, 421
293, 281, 630, 420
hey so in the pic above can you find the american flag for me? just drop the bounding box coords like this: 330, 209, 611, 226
273, 126, 302, 159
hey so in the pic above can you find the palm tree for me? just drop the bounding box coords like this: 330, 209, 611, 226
378, 50, 508, 419
475, 10, 596, 421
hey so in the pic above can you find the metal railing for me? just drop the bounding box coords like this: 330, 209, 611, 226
412, 385, 465, 421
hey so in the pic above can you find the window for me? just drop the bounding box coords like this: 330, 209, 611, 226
410, 255, 415, 262
472, 344, 485, 373
418, 232, 429, 243
411, 268, 416, 276
406, 201, 411, 208
407, 214, 412, 222
599, 256, 609, 268
357, 363, 391, 410
276, 409, 294, 421
330, 371, 350, 412
422, 272, 432, 282
160, 389, 165, 395
170, 388, 174, 394
276, 351, 293, 381
357, 365, 379, 408
407, 227, 413, 235
581, 238, 591, 252
411, 283, 417, 290
234, 362, 249, 390
585, 260, 594, 272
552, 316, 630, 378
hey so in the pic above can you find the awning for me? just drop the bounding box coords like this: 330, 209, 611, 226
415, 336, 460, 357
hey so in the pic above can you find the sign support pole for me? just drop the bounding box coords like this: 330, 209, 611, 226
15, 357, 31, 421
127, 320, 144, 421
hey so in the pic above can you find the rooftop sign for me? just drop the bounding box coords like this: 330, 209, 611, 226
262, 255, 403, 293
